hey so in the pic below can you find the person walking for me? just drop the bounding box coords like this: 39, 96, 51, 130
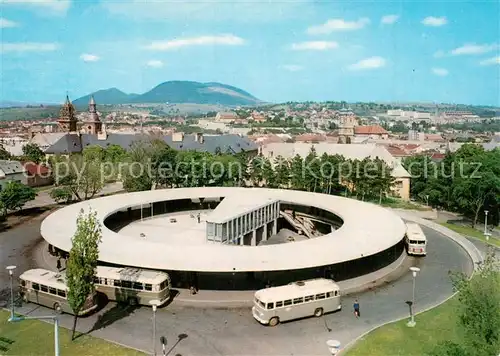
353, 299, 360, 318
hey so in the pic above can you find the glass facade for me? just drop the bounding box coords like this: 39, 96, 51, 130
207, 201, 280, 244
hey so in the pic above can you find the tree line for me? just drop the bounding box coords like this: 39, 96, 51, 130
403, 145, 500, 227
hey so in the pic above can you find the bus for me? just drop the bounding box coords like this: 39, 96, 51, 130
405, 222, 427, 256
94, 266, 171, 307
252, 278, 341, 326
19, 269, 98, 315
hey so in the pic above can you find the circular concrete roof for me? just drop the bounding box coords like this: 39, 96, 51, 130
41, 187, 406, 273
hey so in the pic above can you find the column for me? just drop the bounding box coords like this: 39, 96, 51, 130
240, 235, 244, 246
272, 219, 278, 235
263, 223, 268, 241
251, 230, 256, 246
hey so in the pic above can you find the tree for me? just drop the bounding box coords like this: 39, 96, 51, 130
0, 181, 37, 210
53, 154, 104, 200
429, 248, 500, 356
49, 187, 73, 204
0, 144, 11, 160
22, 143, 45, 164
66, 208, 102, 340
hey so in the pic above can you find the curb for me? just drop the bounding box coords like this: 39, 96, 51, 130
340, 213, 484, 355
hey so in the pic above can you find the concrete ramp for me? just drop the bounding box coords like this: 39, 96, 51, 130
280, 211, 314, 239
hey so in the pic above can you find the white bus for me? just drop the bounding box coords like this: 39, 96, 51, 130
94, 266, 171, 307
19, 269, 98, 315
252, 278, 341, 326
405, 222, 427, 256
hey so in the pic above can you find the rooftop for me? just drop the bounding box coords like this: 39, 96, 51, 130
207, 193, 279, 224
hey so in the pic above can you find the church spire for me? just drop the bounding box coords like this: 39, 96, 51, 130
89, 95, 97, 113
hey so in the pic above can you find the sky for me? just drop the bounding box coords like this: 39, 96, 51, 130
0, 0, 499, 106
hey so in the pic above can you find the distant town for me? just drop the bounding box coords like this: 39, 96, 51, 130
0, 96, 499, 163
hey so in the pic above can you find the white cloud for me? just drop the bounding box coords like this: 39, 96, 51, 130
144, 34, 244, 50
421, 16, 447, 26
0, 17, 19, 28
291, 41, 338, 51
1, 0, 70, 14
282, 64, 303, 72
80, 53, 100, 62
102, 0, 313, 23
146, 60, 164, 68
433, 50, 445, 58
381, 15, 399, 25
1, 42, 59, 53
451, 43, 499, 55
432, 67, 449, 76
479, 56, 500, 66
307, 18, 370, 35
348, 56, 386, 70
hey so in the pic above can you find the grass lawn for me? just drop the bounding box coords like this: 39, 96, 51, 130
439, 222, 500, 248
0, 310, 144, 356
345, 297, 461, 356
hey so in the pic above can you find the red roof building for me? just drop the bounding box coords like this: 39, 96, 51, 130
354, 125, 389, 139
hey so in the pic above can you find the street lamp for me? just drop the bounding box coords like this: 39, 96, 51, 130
5, 265, 60, 356
6, 265, 16, 320
484, 210, 491, 241
407, 266, 420, 327
425, 195, 429, 207
326, 340, 341, 355
149, 299, 161, 356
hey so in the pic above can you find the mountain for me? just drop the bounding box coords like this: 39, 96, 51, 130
73, 88, 139, 106
73, 81, 261, 106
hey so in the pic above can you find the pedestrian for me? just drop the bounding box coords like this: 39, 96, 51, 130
56, 258, 61, 271
353, 299, 360, 318
197, 213, 201, 223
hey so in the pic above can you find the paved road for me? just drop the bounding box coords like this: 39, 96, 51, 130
23, 182, 124, 210
1, 219, 473, 355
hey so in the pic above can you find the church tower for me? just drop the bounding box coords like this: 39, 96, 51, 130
57, 95, 78, 132
83, 95, 102, 135
338, 109, 357, 144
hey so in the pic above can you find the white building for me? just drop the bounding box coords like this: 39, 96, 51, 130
0, 160, 28, 189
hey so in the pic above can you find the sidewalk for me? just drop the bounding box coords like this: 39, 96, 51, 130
23, 182, 124, 210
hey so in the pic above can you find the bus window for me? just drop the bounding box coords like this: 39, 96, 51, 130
334, 290, 338, 296
93, 276, 99, 284
293, 297, 303, 304
145, 284, 152, 291
284, 299, 292, 306
113, 280, 121, 287
41, 285, 48, 293
305, 295, 314, 302
57, 290, 66, 298
316, 293, 325, 300
326, 292, 333, 298
20, 280, 26, 287
159, 281, 167, 290
267, 303, 274, 309
121, 281, 132, 289
276, 301, 283, 307
49, 287, 57, 295
33, 283, 40, 291
133, 282, 143, 290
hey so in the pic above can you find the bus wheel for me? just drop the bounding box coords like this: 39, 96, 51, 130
128, 297, 138, 306
53, 303, 63, 314
314, 308, 324, 317
268, 317, 279, 327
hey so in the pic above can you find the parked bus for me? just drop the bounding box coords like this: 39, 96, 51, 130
405, 222, 427, 256
19, 269, 98, 315
252, 278, 341, 326
94, 266, 171, 307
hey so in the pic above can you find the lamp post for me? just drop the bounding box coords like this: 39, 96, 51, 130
425, 195, 429, 207
6, 266, 60, 356
484, 210, 491, 241
407, 266, 420, 327
6, 265, 16, 320
149, 299, 160, 356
